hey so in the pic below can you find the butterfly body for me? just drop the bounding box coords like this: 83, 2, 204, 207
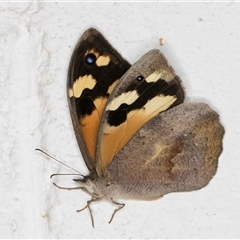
66, 28, 224, 226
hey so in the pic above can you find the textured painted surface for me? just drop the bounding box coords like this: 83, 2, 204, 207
0, 2, 239, 238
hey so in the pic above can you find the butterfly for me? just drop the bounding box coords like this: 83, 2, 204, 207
66, 28, 224, 227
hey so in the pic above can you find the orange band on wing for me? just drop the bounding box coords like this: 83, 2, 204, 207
80, 97, 109, 161
80, 109, 100, 161
99, 121, 126, 173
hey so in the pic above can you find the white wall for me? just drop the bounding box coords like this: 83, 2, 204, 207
0, 2, 239, 238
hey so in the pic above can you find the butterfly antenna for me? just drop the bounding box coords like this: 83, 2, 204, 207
50, 173, 82, 179
35, 148, 83, 177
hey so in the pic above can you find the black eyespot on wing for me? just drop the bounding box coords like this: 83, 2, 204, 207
108, 109, 127, 126
77, 96, 96, 116
136, 75, 144, 82
85, 53, 96, 65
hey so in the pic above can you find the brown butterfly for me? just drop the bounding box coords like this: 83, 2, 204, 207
66, 28, 224, 227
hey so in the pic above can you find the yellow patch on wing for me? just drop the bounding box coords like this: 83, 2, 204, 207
146, 71, 163, 83
107, 80, 118, 94
99, 94, 177, 169
143, 94, 177, 116
106, 90, 139, 111
96, 55, 110, 67
69, 75, 97, 98
146, 70, 175, 83
80, 108, 100, 161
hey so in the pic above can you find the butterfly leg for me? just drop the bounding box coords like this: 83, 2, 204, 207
77, 197, 102, 228
109, 198, 125, 224
53, 182, 101, 227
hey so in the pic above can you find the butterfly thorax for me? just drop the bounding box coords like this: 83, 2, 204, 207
75, 173, 120, 201
93, 175, 120, 201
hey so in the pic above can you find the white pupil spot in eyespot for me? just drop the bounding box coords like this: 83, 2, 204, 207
85, 53, 96, 65
136, 75, 144, 81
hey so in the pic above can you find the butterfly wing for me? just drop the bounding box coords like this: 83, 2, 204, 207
96, 49, 185, 176
108, 102, 224, 199
67, 28, 130, 171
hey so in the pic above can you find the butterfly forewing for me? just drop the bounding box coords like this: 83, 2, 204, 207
67, 28, 130, 171
96, 50, 185, 176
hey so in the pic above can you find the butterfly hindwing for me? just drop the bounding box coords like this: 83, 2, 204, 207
67, 28, 131, 171
107, 102, 224, 199
96, 49, 185, 176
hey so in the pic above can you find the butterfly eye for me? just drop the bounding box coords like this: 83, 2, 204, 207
85, 53, 96, 65
136, 75, 144, 82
